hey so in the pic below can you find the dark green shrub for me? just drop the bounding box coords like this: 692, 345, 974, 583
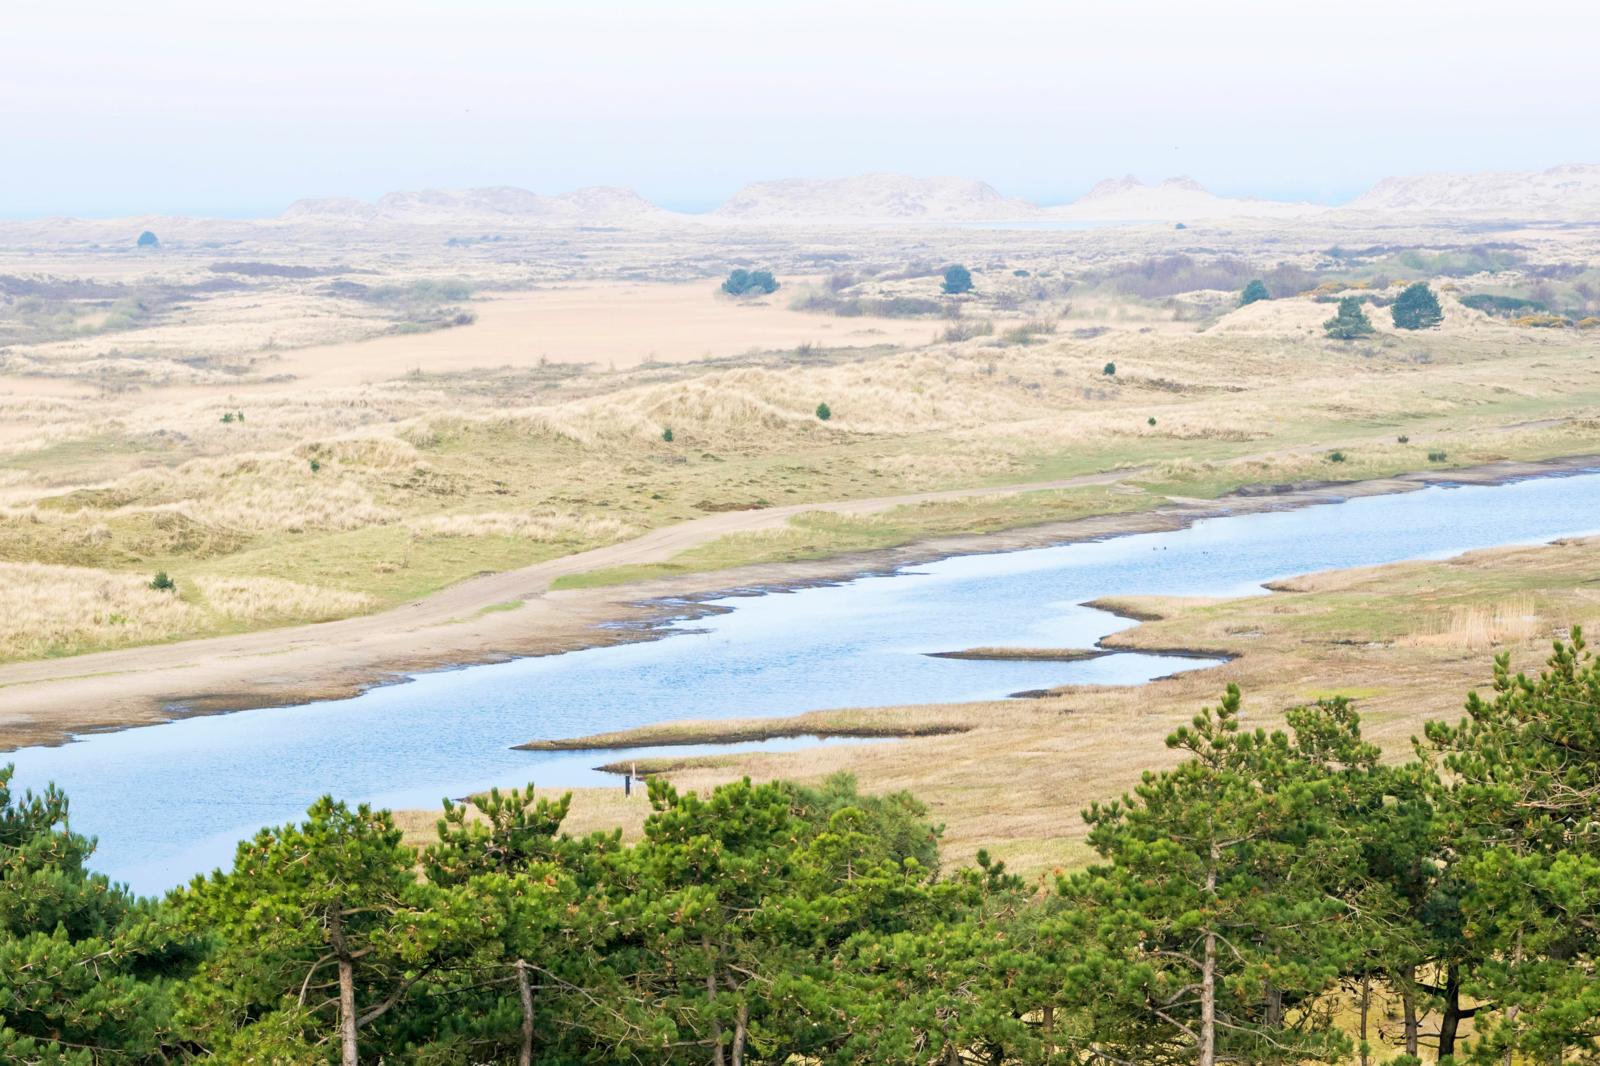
941, 265, 973, 295
309, 458, 322, 473
1428, 450, 1448, 462
1460, 293, 1545, 316
1239, 279, 1270, 306
1398, 435, 1410, 443
1103, 362, 1116, 376
815, 402, 831, 422
722, 269, 779, 296
149, 570, 176, 592
661, 427, 674, 443
1392, 283, 1443, 330
1328, 451, 1347, 463
1148, 416, 1157, 426
1324, 297, 1375, 339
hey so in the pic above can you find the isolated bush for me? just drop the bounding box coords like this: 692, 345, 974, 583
1000, 320, 1057, 345
1324, 297, 1375, 339
149, 570, 176, 592
136, 230, 159, 248
722, 269, 779, 296
661, 427, 674, 443
815, 402, 832, 422
941, 264, 973, 295
1398, 435, 1410, 443
1328, 450, 1347, 463
1392, 282, 1443, 330
1102, 361, 1116, 376
1239, 279, 1270, 306
941, 319, 994, 343
1428, 450, 1448, 462
1147, 416, 1157, 426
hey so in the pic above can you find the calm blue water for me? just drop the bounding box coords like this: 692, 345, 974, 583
10, 472, 1600, 894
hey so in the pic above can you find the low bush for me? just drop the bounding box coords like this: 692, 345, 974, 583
722, 269, 779, 296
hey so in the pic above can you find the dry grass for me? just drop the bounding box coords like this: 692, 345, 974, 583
7, 233, 1600, 661
0, 562, 377, 661
1396, 593, 1542, 651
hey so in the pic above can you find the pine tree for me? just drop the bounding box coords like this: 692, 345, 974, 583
178, 797, 451, 1064
1059, 687, 1353, 1066
1240, 279, 1270, 305
0, 765, 189, 1063
1324, 296, 1375, 339
942, 265, 973, 295
1392, 283, 1443, 330
1422, 632, 1600, 1062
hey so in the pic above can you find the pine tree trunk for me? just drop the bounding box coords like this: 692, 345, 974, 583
329, 909, 359, 1066
704, 941, 725, 1066
1438, 963, 1463, 1060
1043, 1003, 1054, 1055
1401, 969, 1419, 1058
1263, 982, 1283, 1028
1503, 932, 1523, 1066
731, 1001, 749, 1066
1359, 975, 1370, 1066
1200, 846, 1218, 1066
516, 958, 535, 1066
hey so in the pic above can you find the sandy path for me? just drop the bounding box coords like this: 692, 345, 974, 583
0, 469, 1139, 747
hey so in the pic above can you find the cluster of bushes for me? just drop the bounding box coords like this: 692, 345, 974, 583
721, 269, 779, 297
14, 639, 1600, 1064
790, 291, 946, 318
1459, 292, 1547, 317
1083, 256, 1319, 300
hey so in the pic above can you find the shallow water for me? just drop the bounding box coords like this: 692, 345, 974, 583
11, 471, 1600, 894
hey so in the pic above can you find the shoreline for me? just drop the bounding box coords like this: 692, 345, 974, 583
0, 453, 1594, 751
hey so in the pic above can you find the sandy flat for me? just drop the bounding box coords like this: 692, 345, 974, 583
256, 280, 940, 388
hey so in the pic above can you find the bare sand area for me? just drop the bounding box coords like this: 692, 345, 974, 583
0, 454, 1585, 752
254, 280, 942, 388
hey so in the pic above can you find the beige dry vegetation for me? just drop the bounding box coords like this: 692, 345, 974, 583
4, 220, 1600, 668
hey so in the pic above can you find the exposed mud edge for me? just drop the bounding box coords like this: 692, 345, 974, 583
516, 722, 970, 752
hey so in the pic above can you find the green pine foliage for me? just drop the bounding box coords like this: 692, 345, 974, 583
1324, 296, 1376, 339
0, 766, 194, 1062
9, 641, 1600, 1061
1240, 279, 1270, 305
1392, 283, 1444, 330
721, 269, 779, 296
941, 264, 973, 295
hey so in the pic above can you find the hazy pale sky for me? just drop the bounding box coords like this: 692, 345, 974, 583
4, 0, 1598, 218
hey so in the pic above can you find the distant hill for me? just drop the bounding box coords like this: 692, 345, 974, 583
1049, 175, 1322, 222
709, 174, 1043, 222
280, 185, 675, 225
1344, 163, 1600, 218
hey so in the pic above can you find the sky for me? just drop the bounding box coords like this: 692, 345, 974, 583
4, 0, 1599, 218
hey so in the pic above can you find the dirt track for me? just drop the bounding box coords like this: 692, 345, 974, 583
0, 455, 1588, 750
